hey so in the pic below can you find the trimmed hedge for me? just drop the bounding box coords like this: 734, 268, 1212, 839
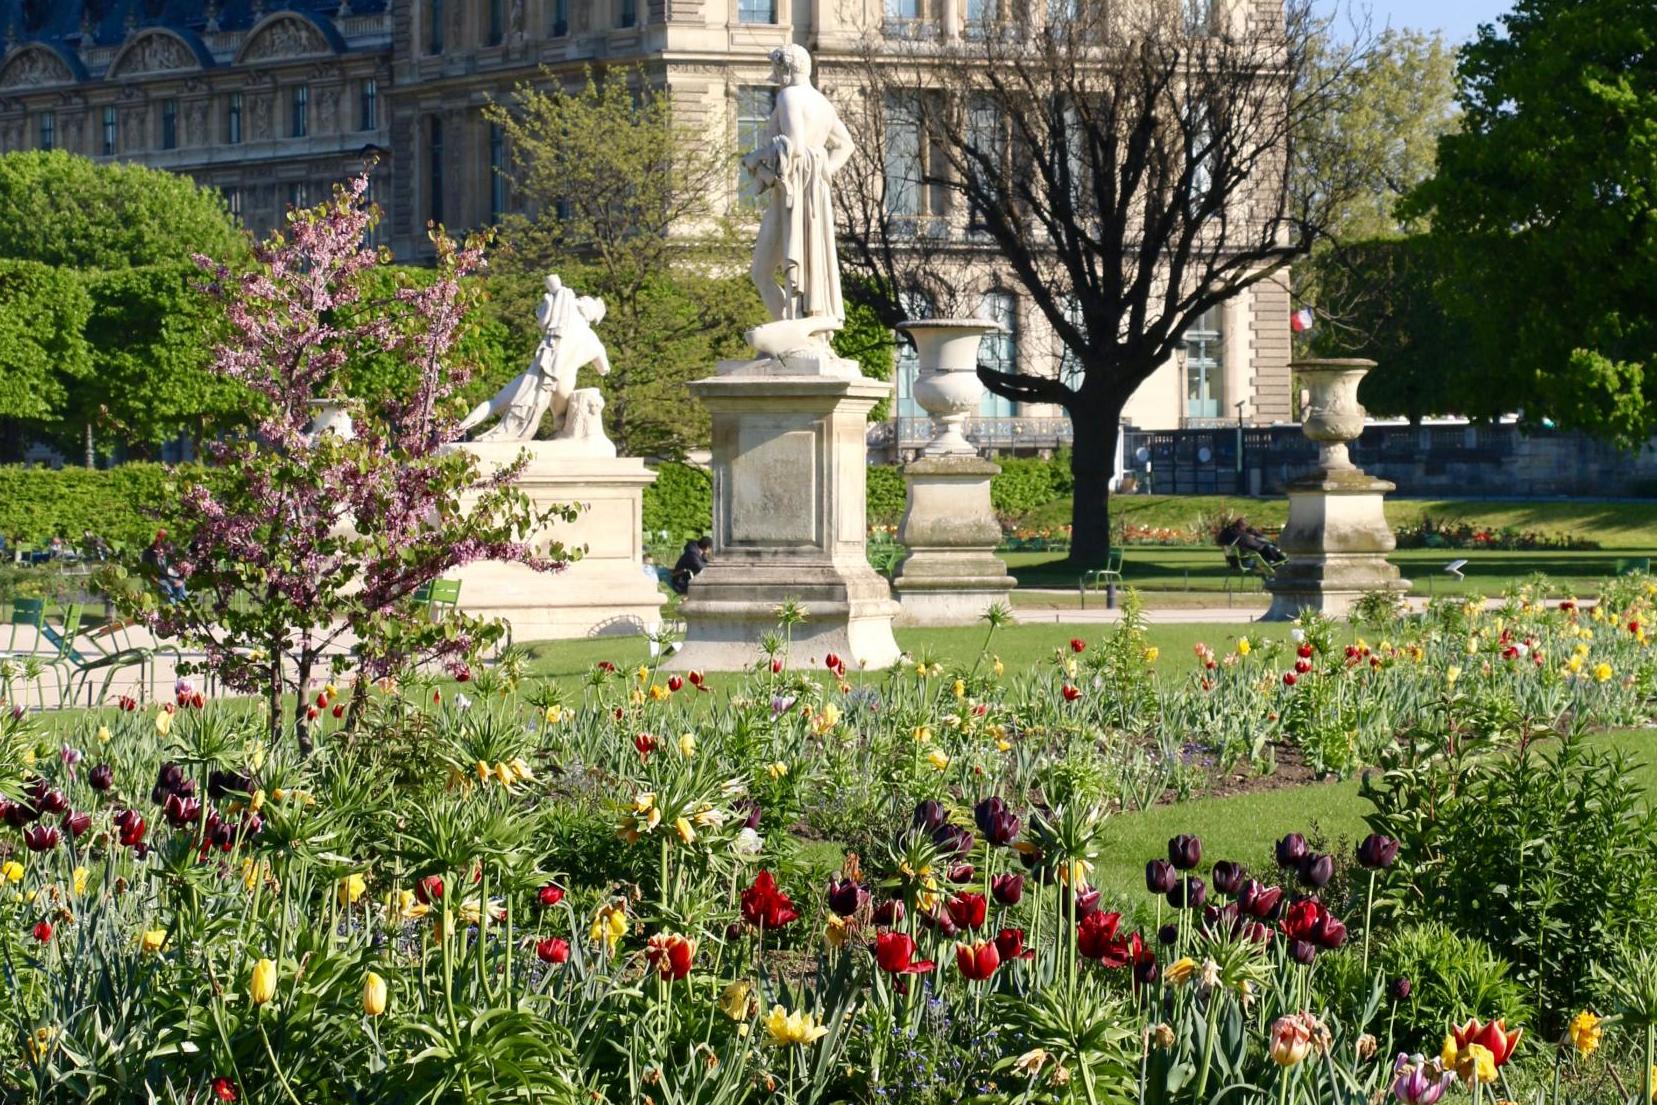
641, 462, 713, 544
0, 464, 200, 551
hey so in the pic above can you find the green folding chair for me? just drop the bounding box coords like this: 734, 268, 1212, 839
1080, 548, 1126, 593
3, 598, 47, 658
64, 618, 159, 709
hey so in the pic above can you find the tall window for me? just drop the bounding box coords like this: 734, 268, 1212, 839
618, 0, 637, 27
427, 0, 443, 54
487, 0, 504, 44
287, 182, 309, 209
965, 94, 1004, 234
739, 0, 777, 22
359, 79, 378, 131
291, 85, 309, 138
428, 116, 445, 225
885, 0, 922, 18
37, 111, 54, 151
549, 0, 569, 35
965, 0, 1002, 34
1182, 307, 1222, 419
488, 122, 508, 223
161, 99, 178, 150
1182, 0, 1215, 33
224, 186, 243, 222
883, 96, 923, 222
227, 92, 242, 144
977, 291, 1019, 417
893, 291, 936, 421
736, 86, 775, 206
102, 106, 117, 155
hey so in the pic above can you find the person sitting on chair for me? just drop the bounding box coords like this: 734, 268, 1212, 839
1217, 517, 1287, 565
670, 536, 712, 596
143, 530, 188, 603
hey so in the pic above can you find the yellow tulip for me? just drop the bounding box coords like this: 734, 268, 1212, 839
718, 979, 752, 1021
1452, 1043, 1496, 1086
337, 873, 367, 906
250, 788, 266, 813
155, 711, 172, 737
139, 929, 167, 954
2, 860, 23, 883
362, 971, 387, 1017
1236, 637, 1251, 656
952, 679, 966, 699
1445, 665, 1461, 685
590, 901, 628, 953
824, 914, 849, 948
677, 732, 697, 758
72, 867, 87, 896
95, 725, 110, 744
249, 957, 278, 1005
763, 1004, 828, 1046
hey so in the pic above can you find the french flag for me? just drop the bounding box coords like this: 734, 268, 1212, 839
1290, 307, 1315, 334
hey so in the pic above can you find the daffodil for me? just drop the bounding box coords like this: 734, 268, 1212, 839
1567, 1011, 1602, 1056
1593, 662, 1613, 683
766, 761, 789, 780
763, 1004, 828, 1046
952, 679, 966, 698
1143, 646, 1160, 664
3, 860, 23, 883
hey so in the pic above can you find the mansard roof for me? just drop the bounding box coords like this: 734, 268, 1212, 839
0, 1, 388, 53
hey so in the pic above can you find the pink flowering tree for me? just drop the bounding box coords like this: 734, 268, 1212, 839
123, 177, 562, 755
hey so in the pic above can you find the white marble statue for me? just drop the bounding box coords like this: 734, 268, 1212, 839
743, 45, 854, 328
459, 273, 611, 443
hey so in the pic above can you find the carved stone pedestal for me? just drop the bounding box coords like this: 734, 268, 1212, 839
665, 356, 901, 672
893, 455, 1015, 625
1263, 360, 1410, 619
452, 443, 665, 641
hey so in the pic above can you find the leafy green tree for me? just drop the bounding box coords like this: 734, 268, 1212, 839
1403, 0, 1657, 447
486, 71, 763, 458
0, 260, 92, 460
0, 150, 244, 270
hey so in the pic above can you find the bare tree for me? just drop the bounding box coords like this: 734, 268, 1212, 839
835, 0, 1371, 566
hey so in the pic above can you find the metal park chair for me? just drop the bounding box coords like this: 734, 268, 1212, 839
1223, 542, 1276, 600
1080, 548, 1126, 597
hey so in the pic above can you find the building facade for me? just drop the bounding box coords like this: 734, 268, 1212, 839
0, 0, 1291, 450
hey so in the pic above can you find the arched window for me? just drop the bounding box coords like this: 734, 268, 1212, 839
976, 291, 1018, 417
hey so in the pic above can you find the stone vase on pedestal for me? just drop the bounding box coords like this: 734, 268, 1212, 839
452, 443, 665, 641
665, 349, 902, 672
1263, 359, 1410, 619
890, 320, 1017, 626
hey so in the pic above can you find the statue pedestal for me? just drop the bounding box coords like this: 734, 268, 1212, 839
1262, 360, 1410, 620
665, 359, 902, 672
452, 443, 665, 641
892, 455, 1016, 626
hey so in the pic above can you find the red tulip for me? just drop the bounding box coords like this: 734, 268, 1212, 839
993, 927, 1035, 961
646, 932, 696, 980
945, 891, 987, 931
1297, 643, 1313, 658
32, 920, 52, 943
415, 874, 445, 905
536, 936, 570, 964
770, 658, 783, 673
634, 733, 658, 760
1076, 910, 1131, 964
740, 870, 799, 930
1061, 684, 1081, 702
1282, 672, 1298, 686
1451, 1018, 1522, 1066
1069, 638, 1086, 653
667, 675, 684, 692
212, 1077, 239, 1102
536, 883, 565, 908
873, 930, 935, 974
332, 704, 345, 718
688, 670, 705, 688
955, 939, 1001, 981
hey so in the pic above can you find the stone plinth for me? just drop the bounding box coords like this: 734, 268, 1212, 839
665, 359, 901, 672
452, 443, 665, 641
1263, 359, 1410, 619
892, 454, 1015, 626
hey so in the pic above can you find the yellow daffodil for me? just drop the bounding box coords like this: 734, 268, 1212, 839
952, 679, 966, 698
824, 914, 850, 948
763, 1004, 828, 1047
139, 929, 167, 954
1143, 647, 1160, 664
718, 980, 752, 1021
3, 860, 23, 883
1236, 637, 1251, 656
678, 732, 697, 758
591, 901, 627, 953
1567, 1011, 1602, 1056
766, 761, 789, 780
926, 749, 950, 771
636, 664, 651, 684
249, 957, 278, 1005
1566, 655, 1583, 674
1593, 662, 1613, 683
337, 873, 367, 906
648, 683, 669, 702
362, 971, 387, 1016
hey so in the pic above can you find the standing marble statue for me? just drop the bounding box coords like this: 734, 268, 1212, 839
459, 273, 610, 443
743, 45, 854, 328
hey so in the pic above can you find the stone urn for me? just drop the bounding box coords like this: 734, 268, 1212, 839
1296, 358, 1373, 472
899, 319, 1002, 456
305, 399, 356, 444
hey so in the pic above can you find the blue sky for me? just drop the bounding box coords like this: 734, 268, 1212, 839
1330, 0, 1512, 43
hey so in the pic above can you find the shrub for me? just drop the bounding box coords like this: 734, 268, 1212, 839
0, 463, 206, 550
641, 461, 712, 544
866, 465, 907, 527
989, 452, 1074, 520
1375, 922, 1532, 1052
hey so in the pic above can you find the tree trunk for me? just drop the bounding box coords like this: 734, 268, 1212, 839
294, 655, 314, 759
1066, 396, 1125, 569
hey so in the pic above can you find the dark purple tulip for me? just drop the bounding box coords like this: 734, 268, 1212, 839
1357, 833, 1400, 869
991, 873, 1024, 905
980, 809, 1021, 847
1298, 854, 1334, 889
1240, 881, 1285, 920
932, 823, 974, 858
735, 799, 764, 830
62, 809, 91, 839
152, 762, 187, 805
1145, 858, 1178, 895
37, 789, 67, 815
1211, 860, 1246, 896
88, 764, 114, 792
946, 863, 976, 884
1275, 833, 1308, 869
1157, 923, 1178, 946
724, 922, 745, 941
1391, 976, 1412, 1001
23, 823, 60, 852
912, 799, 949, 832
972, 796, 1006, 833
1072, 886, 1100, 917
1289, 938, 1317, 966
207, 769, 252, 801
827, 879, 869, 917
1134, 955, 1160, 987
241, 812, 264, 840
163, 793, 201, 828
918, 909, 958, 938
1168, 834, 1202, 871
1, 797, 34, 827
1168, 875, 1206, 910
872, 899, 906, 927
1313, 914, 1348, 949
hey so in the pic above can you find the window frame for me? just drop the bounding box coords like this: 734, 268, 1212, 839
291, 84, 309, 139
226, 92, 242, 145
359, 78, 378, 132
102, 105, 118, 155
161, 99, 178, 150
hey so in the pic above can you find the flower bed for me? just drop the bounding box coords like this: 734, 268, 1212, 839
0, 579, 1653, 1102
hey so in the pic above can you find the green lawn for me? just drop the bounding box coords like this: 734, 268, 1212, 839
1020, 494, 1657, 550
1004, 546, 1656, 598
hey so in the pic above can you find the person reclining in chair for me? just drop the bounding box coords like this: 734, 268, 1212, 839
1216, 517, 1286, 565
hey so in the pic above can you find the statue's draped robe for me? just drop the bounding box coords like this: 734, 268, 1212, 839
472, 285, 581, 442
759, 133, 843, 323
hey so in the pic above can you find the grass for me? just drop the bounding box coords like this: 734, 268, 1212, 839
1004, 547, 1657, 598
1019, 494, 1657, 550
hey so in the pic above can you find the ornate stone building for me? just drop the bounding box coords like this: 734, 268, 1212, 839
0, 0, 1290, 444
